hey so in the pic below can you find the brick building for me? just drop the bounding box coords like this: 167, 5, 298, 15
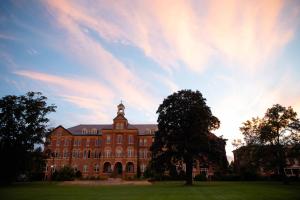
44, 103, 156, 179
44, 103, 228, 179
233, 145, 300, 177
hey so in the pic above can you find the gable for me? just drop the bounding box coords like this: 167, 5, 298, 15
48, 125, 72, 137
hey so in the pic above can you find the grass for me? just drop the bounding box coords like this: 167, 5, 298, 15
0, 181, 300, 200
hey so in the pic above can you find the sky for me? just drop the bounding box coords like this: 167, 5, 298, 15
1, 0, 300, 161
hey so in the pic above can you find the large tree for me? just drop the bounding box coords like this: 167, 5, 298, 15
151, 90, 220, 185
240, 104, 300, 181
0, 92, 56, 183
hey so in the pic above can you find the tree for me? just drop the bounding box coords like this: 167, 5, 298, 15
0, 92, 56, 184
151, 90, 220, 185
240, 104, 300, 181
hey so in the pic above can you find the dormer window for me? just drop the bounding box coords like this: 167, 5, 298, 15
82, 128, 88, 134
91, 128, 97, 134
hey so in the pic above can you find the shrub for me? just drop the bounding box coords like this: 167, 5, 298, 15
194, 174, 207, 181
52, 166, 75, 181
75, 170, 82, 178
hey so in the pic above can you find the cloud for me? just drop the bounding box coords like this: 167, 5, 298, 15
14, 70, 115, 122
44, 0, 299, 73
43, 0, 164, 118
0, 33, 20, 41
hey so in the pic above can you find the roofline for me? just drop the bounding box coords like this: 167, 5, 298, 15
47, 125, 73, 137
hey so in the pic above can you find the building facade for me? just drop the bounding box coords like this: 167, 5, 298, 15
44, 103, 156, 179
44, 103, 227, 179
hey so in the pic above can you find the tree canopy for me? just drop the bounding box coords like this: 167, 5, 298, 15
0, 92, 56, 183
240, 104, 300, 146
151, 90, 221, 185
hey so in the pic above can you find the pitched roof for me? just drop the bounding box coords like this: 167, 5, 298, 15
67, 124, 157, 136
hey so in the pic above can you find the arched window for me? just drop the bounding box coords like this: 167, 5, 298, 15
82, 128, 87, 134
92, 128, 97, 134
103, 162, 112, 173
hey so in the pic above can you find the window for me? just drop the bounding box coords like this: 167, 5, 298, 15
127, 147, 133, 157
105, 148, 111, 157
94, 164, 99, 172
139, 149, 147, 158
92, 128, 97, 134
141, 164, 146, 172
117, 135, 122, 144
146, 128, 150, 134
83, 150, 87, 159
106, 135, 111, 144
83, 165, 88, 173
144, 138, 147, 146
95, 139, 101, 146
116, 148, 122, 157
144, 149, 148, 158
64, 139, 69, 146
94, 150, 101, 158
63, 149, 68, 158
139, 150, 142, 158
56, 139, 60, 147
75, 149, 80, 158
86, 139, 90, 147
139, 138, 143, 146
82, 128, 87, 134
55, 150, 59, 158
116, 122, 124, 129
126, 162, 134, 173
74, 139, 81, 146
128, 135, 133, 144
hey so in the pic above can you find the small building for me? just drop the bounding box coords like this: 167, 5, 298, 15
233, 145, 300, 177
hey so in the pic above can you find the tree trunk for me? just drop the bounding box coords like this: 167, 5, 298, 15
185, 158, 193, 185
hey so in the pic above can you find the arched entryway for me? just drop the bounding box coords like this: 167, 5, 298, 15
114, 162, 123, 175
103, 162, 112, 173
126, 162, 134, 173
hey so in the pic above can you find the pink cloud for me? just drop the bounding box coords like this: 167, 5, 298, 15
14, 70, 115, 122
44, 0, 161, 117
44, 0, 299, 73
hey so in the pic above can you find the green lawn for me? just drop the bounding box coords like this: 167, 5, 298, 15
0, 181, 300, 200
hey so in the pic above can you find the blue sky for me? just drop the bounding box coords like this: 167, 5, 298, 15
1, 0, 300, 160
